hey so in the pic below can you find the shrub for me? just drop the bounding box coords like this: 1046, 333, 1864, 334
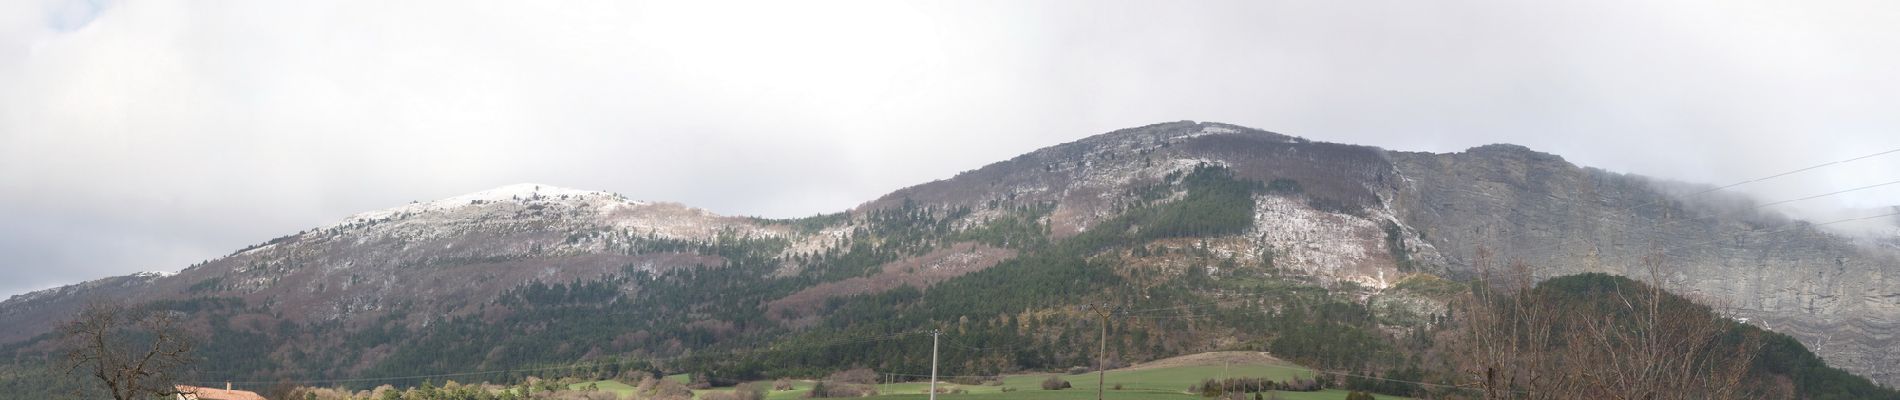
1197, 379, 1223, 397
621, 371, 653, 385
643, 378, 693, 400
807, 381, 875, 398
826, 368, 879, 385
736, 382, 770, 400
1282, 378, 1321, 392
292, 387, 356, 400
1041, 376, 1072, 390
774, 379, 795, 391
951, 375, 1003, 386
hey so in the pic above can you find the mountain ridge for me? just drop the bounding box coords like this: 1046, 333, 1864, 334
3, 121, 1897, 389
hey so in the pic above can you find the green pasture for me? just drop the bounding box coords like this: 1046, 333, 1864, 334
570, 355, 1407, 400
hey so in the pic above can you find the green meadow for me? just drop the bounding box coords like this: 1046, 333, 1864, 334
572, 352, 1407, 400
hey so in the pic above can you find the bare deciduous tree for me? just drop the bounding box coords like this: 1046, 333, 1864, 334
1454, 249, 1561, 399
1453, 249, 1781, 399
1555, 254, 1775, 400
54, 300, 196, 400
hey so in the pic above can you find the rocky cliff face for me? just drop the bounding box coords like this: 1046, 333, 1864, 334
868, 123, 1900, 384
1387, 145, 1900, 385
3, 121, 1894, 385
863, 121, 1420, 284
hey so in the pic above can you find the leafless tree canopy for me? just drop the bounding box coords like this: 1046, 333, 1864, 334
639, 376, 693, 400
54, 300, 195, 400
1454, 251, 1785, 400
825, 368, 878, 385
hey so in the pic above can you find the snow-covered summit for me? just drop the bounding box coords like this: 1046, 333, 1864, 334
300, 182, 787, 245
330, 183, 643, 228
437, 183, 624, 205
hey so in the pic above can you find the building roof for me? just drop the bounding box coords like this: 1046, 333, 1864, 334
175, 385, 268, 400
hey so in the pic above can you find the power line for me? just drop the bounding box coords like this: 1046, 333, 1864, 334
1642, 146, 1900, 207
940, 335, 1036, 353
1653, 210, 1900, 261
1429, 145, 1900, 280
1474, 179, 1900, 281
1483, 207, 1900, 281
1756, 179, 1900, 209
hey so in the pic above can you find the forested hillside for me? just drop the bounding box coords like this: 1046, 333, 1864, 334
3, 121, 1896, 399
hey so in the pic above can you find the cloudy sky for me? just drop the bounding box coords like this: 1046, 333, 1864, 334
3, 0, 1898, 298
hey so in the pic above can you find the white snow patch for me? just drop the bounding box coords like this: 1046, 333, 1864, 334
1250, 195, 1387, 286
1174, 125, 1237, 141
327, 183, 643, 229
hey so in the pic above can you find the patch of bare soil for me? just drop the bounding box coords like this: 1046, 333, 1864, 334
1123, 351, 1289, 370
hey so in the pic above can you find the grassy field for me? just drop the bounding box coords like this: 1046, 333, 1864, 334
571, 351, 1407, 400
861, 388, 1386, 399
567, 379, 640, 396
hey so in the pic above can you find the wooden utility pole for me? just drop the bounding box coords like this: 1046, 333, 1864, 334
930, 329, 941, 400
1084, 303, 1115, 400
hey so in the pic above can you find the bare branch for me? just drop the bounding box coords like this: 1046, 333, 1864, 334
51, 300, 197, 400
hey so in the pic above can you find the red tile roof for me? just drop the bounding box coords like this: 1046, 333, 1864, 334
175, 385, 268, 400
